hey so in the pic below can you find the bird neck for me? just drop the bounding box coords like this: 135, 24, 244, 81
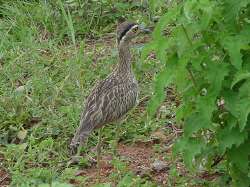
117, 41, 132, 73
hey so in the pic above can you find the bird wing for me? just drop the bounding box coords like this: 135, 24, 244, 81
82, 81, 138, 128
70, 78, 119, 148
101, 83, 138, 124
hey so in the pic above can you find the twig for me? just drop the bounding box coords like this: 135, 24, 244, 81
211, 154, 225, 168
0, 174, 9, 185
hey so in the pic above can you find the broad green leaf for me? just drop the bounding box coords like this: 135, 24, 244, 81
230, 165, 250, 187
174, 137, 205, 170
141, 41, 157, 60
175, 57, 190, 92
155, 37, 170, 63
206, 61, 229, 96
224, 84, 250, 131
224, 0, 250, 28
217, 121, 248, 153
222, 25, 250, 70
174, 26, 191, 57
184, 0, 215, 30
184, 112, 209, 137
231, 70, 250, 89
175, 103, 193, 122
147, 55, 177, 116
223, 38, 243, 70
228, 141, 250, 172
184, 95, 215, 137
237, 100, 250, 131
198, 0, 215, 30
153, 7, 180, 40
239, 79, 250, 98
183, 0, 197, 22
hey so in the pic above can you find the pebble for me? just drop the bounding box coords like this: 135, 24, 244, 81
151, 160, 169, 172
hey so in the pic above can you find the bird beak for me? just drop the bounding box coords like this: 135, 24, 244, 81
139, 25, 151, 34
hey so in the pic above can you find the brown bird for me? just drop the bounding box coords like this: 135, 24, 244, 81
69, 22, 150, 171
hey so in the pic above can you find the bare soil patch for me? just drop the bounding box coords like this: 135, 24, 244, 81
0, 154, 10, 186
73, 141, 171, 186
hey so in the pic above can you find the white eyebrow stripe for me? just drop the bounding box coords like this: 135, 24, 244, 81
130, 25, 139, 30
119, 24, 138, 44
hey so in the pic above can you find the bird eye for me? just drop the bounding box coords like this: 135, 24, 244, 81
132, 26, 138, 33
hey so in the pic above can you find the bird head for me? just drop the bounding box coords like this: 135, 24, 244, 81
117, 21, 151, 45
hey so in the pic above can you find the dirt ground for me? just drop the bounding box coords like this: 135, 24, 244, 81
71, 142, 171, 186
0, 154, 10, 186
69, 120, 187, 187
68, 110, 220, 187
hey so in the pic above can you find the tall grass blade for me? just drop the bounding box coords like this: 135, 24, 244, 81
58, 0, 76, 46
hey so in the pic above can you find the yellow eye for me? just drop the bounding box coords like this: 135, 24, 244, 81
133, 27, 138, 33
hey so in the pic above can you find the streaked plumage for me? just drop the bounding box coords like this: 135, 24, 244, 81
70, 21, 150, 154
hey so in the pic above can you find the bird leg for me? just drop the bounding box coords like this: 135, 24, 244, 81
113, 124, 121, 157
97, 127, 103, 182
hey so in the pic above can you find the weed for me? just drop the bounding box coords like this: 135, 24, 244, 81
0, 1, 219, 186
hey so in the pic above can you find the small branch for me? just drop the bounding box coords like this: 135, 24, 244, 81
211, 154, 225, 168
0, 174, 9, 184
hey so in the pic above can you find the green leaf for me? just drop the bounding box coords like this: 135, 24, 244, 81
217, 121, 248, 153
206, 61, 229, 96
184, 113, 209, 137
153, 7, 180, 40
184, 96, 215, 137
176, 103, 193, 122
175, 57, 190, 92
183, 0, 215, 30
224, 0, 250, 27
228, 140, 250, 172
222, 25, 250, 70
117, 174, 133, 187
147, 55, 177, 116
224, 85, 250, 131
141, 41, 157, 60
230, 165, 250, 187
198, 0, 216, 30
174, 137, 205, 170
239, 79, 250, 98
231, 70, 250, 89
223, 38, 243, 70
155, 37, 170, 63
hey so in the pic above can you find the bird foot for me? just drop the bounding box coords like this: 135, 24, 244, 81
69, 142, 80, 156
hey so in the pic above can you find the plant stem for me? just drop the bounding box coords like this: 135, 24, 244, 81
97, 128, 103, 182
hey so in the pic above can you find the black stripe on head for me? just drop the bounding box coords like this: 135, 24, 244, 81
118, 23, 136, 43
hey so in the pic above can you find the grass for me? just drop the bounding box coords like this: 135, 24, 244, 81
0, 1, 223, 186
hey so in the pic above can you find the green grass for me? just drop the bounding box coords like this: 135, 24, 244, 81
0, 1, 222, 186
0, 1, 163, 186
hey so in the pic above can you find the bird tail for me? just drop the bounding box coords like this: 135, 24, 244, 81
69, 119, 94, 155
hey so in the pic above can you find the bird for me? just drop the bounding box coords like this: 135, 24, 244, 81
69, 21, 150, 176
